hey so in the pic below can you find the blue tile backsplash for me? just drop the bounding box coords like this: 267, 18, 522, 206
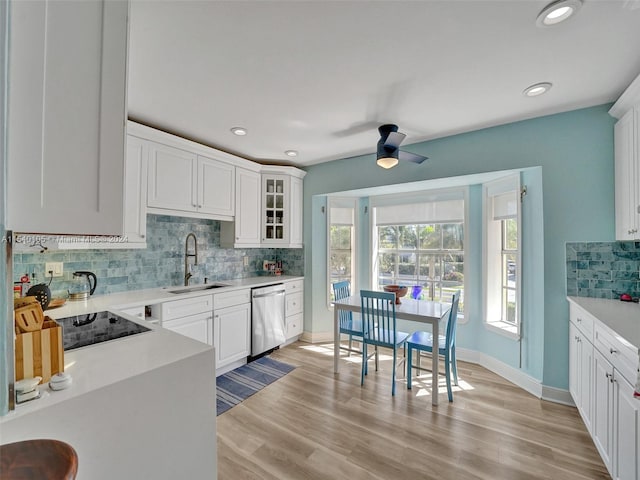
13, 214, 304, 297
566, 241, 640, 299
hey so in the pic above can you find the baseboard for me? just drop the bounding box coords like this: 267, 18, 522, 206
300, 330, 334, 344
541, 385, 575, 406
303, 332, 572, 405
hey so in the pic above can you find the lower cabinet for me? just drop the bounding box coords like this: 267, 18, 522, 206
614, 373, 640, 480
155, 294, 214, 345
163, 312, 212, 345
284, 279, 304, 341
213, 289, 251, 375
569, 300, 640, 480
214, 303, 251, 369
592, 348, 615, 470
569, 321, 593, 432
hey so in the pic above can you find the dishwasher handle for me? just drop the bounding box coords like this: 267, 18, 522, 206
252, 290, 285, 300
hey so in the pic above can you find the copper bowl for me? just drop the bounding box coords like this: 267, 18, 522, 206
383, 285, 408, 304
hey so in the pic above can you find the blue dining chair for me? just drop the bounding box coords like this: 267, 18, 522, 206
332, 281, 379, 367
360, 290, 409, 396
406, 291, 460, 402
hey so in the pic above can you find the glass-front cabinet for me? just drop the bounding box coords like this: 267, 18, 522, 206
263, 175, 288, 244
261, 168, 305, 248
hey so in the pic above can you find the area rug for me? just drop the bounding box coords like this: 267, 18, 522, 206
216, 356, 295, 415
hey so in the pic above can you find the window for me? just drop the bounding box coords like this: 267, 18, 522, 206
328, 198, 356, 303
371, 190, 466, 313
483, 175, 521, 338
375, 223, 464, 309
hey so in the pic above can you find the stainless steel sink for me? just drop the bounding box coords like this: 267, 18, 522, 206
167, 284, 229, 294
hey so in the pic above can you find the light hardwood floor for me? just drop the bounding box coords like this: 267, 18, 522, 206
217, 342, 610, 480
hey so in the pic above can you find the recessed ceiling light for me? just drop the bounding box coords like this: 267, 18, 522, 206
285, 150, 298, 157
536, 0, 582, 27
523, 82, 552, 97
230, 127, 247, 136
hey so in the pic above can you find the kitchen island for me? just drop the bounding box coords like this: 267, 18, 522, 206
1, 305, 217, 479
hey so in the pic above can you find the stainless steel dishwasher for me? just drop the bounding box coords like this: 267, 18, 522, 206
251, 283, 286, 357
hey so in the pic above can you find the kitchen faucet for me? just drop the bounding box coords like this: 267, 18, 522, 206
184, 233, 198, 286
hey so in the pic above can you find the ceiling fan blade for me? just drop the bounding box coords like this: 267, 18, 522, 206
399, 150, 428, 164
384, 131, 406, 149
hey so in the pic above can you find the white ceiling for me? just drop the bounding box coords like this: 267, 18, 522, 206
128, 0, 640, 168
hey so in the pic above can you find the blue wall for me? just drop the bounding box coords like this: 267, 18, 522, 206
303, 104, 616, 390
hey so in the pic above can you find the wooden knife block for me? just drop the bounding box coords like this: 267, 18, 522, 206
15, 318, 64, 382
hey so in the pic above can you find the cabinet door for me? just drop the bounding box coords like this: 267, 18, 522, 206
198, 155, 234, 218
578, 336, 593, 432
286, 312, 303, 339
569, 322, 580, 403
614, 110, 639, 240
214, 303, 251, 368
124, 136, 148, 243
163, 312, 212, 345
262, 175, 289, 245
613, 373, 640, 480
289, 175, 304, 247
7, 0, 128, 235
233, 168, 261, 246
147, 143, 197, 212
593, 349, 614, 471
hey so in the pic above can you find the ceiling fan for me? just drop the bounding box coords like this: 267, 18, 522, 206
376, 124, 428, 169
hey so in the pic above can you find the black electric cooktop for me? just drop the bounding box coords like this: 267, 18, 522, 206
56, 311, 150, 351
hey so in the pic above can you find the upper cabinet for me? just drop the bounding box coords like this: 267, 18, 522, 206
7, 0, 129, 235
220, 166, 262, 248
136, 123, 236, 222
610, 75, 640, 241
261, 167, 306, 248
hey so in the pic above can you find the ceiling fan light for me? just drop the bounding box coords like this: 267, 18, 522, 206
376, 157, 399, 169
536, 0, 582, 27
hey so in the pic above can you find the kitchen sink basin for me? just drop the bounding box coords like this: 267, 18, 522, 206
167, 284, 229, 294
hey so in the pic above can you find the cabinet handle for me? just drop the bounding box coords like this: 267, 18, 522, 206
609, 348, 618, 354
576, 317, 582, 323
198, 205, 202, 208
141, 234, 145, 238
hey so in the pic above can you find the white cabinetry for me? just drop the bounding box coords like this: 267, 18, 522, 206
284, 279, 304, 341
142, 124, 236, 221
7, 0, 129, 235
122, 135, 148, 244
147, 142, 197, 212
610, 74, 640, 240
220, 167, 262, 248
156, 294, 213, 345
147, 145, 234, 220
568, 298, 640, 480
613, 107, 640, 240
569, 317, 593, 432
213, 289, 251, 375
261, 167, 306, 248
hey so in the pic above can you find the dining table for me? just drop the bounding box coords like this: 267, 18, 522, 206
333, 295, 451, 405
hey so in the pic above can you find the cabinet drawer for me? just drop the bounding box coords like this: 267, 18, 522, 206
286, 291, 303, 317
569, 303, 594, 341
285, 279, 303, 294
160, 294, 213, 321
594, 323, 637, 384
286, 312, 303, 338
213, 289, 250, 309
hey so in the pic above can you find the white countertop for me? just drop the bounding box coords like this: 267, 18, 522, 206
3, 275, 302, 422
45, 275, 303, 320
567, 296, 640, 349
